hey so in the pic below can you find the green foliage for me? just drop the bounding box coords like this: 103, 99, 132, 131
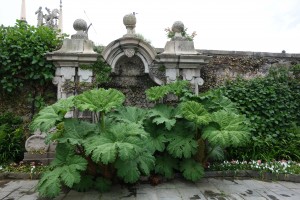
74, 88, 125, 113
222, 67, 300, 161
179, 159, 204, 182
34, 84, 250, 198
154, 155, 178, 179
115, 152, 155, 183
0, 20, 63, 93
166, 123, 198, 159
30, 96, 74, 132
148, 104, 179, 130
38, 144, 88, 198
84, 122, 148, 163
80, 45, 111, 85
202, 110, 250, 147
110, 106, 147, 126
146, 80, 190, 101
146, 86, 169, 101
165, 27, 197, 41
94, 177, 112, 192
0, 112, 24, 163
180, 101, 211, 126
57, 119, 97, 145
72, 175, 94, 192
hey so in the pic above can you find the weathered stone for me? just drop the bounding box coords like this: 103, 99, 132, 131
25, 135, 49, 152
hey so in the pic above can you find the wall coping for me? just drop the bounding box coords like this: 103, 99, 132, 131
155, 48, 300, 58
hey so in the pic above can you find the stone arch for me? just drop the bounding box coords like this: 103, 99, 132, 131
102, 37, 162, 85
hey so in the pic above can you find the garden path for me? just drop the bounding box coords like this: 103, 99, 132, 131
0, 178, 300, 200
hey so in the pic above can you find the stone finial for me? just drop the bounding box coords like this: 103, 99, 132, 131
123, 13, 136, 37
71, 19, 88, 39
171, 21, 186, 41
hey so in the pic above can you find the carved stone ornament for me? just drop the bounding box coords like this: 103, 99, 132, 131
25, 135, 50, 152
124, 48, 135, 58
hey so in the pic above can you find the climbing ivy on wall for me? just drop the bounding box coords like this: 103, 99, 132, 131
222, 66, 300, 161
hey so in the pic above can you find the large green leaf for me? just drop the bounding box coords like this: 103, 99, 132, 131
110, 106, 147, 126
37, 169, 61, 198
146, 85, 169, 101
202, 110, 250, 147
115, 159, 140, 183
180, 101, 211, 126
147, 133, 168, 153
167, 132, 198, 159
30, 96, 74, 132
180, 159, 204, 182
60, 165, 81, 188
51, 143, 88, 171
83, 123, 148, 164
155, 155, 178, 179
115, 152, 154, 183
74, 88, 125, 113
58, 119, 97, 145
94, 177, 112, 192
198, 89, 238, 113
148, 104, 179, 130
72, 175, 94, 192
165, 122, 198, 159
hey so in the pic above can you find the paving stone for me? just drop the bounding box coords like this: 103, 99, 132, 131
277, 181, 300, 189
0, 178, 300, 200
156, 188, 182, 200
173, 179, 198, 188
229, 193, 247, 200
255, 189, 289, 200
0, 191, 10, 199
0, 181, 22, 192
154, 181, 176, 189
176, 187, 206, 200
18, 192, 39, 200
237, 179, 267, 190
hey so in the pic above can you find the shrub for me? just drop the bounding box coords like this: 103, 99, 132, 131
30, 82, 250, 198
0, 112, 25, 163
221, 67, 300, 161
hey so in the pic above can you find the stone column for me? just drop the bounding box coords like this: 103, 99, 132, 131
155, 21, 211, 95
23, 19, 98, 164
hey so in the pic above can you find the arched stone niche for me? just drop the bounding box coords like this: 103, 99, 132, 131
102, 37, 163, 85
102, 38, 160, 107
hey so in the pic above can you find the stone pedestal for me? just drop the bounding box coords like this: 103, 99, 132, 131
24, 19, 98, 164
154, 21, 211, 94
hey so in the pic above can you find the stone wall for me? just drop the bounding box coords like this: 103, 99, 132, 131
102, 55, 157, 107
155, 48, 300, 92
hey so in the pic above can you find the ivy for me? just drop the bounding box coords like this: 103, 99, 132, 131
222, 67, 300, 160
0, 20, 63, 93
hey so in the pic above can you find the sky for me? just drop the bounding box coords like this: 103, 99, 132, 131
1, 0, 300, 53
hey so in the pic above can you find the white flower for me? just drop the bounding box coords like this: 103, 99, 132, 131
30, 166, 36, 173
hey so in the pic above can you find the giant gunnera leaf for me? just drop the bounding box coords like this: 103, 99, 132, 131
83, 123, 149, 164
155, 155, 178, 179
110, 106, 147, 126
148, 104, 180, 130
74, 88, 125, 113
180, 159, 204, 182
57, 118, 97, 145
166, 123, 198, 159
202, 110, 250, 147
30, 96, 74, 132
180, 101, 211, 126
115, 152, 155, 183
146, 85, 169, 101
38, 143, 88, 198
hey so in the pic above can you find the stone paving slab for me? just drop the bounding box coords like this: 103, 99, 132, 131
1, 178, 300, 200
